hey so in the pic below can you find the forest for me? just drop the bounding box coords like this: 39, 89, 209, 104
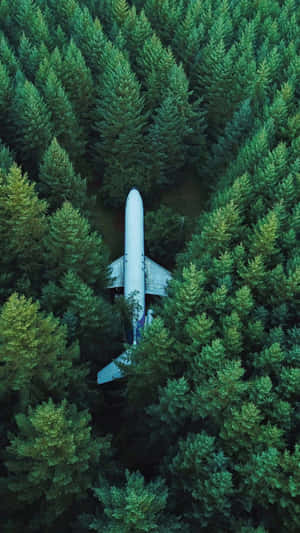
0, 0, 299, 531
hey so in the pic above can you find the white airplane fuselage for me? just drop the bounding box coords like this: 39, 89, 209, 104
97, 188, 171, 385
124, 188, 145, 344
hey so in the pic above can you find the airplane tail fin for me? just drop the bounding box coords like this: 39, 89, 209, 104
97, 350, 131, 385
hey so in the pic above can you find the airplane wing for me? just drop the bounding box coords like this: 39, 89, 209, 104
97, 350, 131, 384
107, 256, 124, 288
145, 256, 172, 296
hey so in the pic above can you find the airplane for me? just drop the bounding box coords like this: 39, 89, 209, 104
97, 188, 172, 385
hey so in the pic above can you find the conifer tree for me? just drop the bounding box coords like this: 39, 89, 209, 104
116, 5, 153, 74
0, 60, 13, 144
38, 137, 87, 212
89, 469, 186, 532
145, 63, 194, 185
136, 33, 176, 110
70, 7, 108, 78
0, 164, 47, 283
18, 33, 39, 81
3, 398, 110, 531
35, 60, 84, 161
0, 31, 20, 75
144, 0, 185, 47
43, 201, 109, 289
60, 39, 94, 138
0, 139, 14, 173
0, 293, 87, 410
40, 269, 118, 363
93, 51, 151, 206
12, 78, 53, 169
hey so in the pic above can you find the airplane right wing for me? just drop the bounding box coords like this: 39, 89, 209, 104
107, 256, 124, 288
145, 256, 172, 296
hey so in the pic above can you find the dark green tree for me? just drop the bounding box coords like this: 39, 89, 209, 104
43, 201, 109, 290
35, 60, 85, 162
145, 205, 187, 267
93, 49, 151, 206
38, 137, 88, 212
12, 78, 53, 169
17, 33, 39, 81
60, 39, 94, 138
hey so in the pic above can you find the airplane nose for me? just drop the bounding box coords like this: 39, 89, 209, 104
126, 188, 142, 206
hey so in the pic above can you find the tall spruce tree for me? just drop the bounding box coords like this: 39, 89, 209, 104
38, 137, 88, 212
60, 39, 94, 139
12, 78, 53, 170
35, 60, 85, 162
93, 49, 151, 206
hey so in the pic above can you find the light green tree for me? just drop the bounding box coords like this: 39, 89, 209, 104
3, 398, 111, 530
0, 292, 87, 410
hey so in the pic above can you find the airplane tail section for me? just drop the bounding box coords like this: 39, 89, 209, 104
97, 350, 131, 385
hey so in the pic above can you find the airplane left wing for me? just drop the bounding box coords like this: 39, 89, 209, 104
107, 256, 124, 288
145, 256, 172, 296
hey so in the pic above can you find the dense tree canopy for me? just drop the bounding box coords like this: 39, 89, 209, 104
0, 0, 299, 531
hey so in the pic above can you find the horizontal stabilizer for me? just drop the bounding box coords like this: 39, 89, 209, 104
145, 256, 172, 296
107, 256, 124, 288
97, 350, 131, 385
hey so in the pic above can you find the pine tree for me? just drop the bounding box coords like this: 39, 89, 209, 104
0, 60, 13, 144
70, 7, 108, 78
118, 6, 153, 73
40, 269, 117, 363
136, 33, 176, 110
60, 39, 94, 138
89, 469, 186, 532
12, 78, 53, 169
0, 139, 14, 172
125, 317, 177, 406
38, 137, 87, 212
93, 51, 151, 206
0, 293, 87, 410
35, 61, 84, 161
144, 0, 185, 47
0, 164, 47, 282
3, 398, 110, 530
18, 33, 39, 81
145, 63, 194, 185
43, 201, 109, 289
0, 31, 20, 76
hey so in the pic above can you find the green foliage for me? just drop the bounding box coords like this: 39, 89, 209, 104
125, 317, 177, 406
35, 60, 85, 161
38, 137, 88, 212
0, 164, 47, 281
3, 398, 111, 530
93, 48, 151, 206
0, 292, 87, 410
144, 205, 186, 266
43, 201, 109, 289
12, 78, 53, 168
60, 39, 94, 137
40, 269, 118, 362
89, 469, 185, 532
0, 0, 300, 531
